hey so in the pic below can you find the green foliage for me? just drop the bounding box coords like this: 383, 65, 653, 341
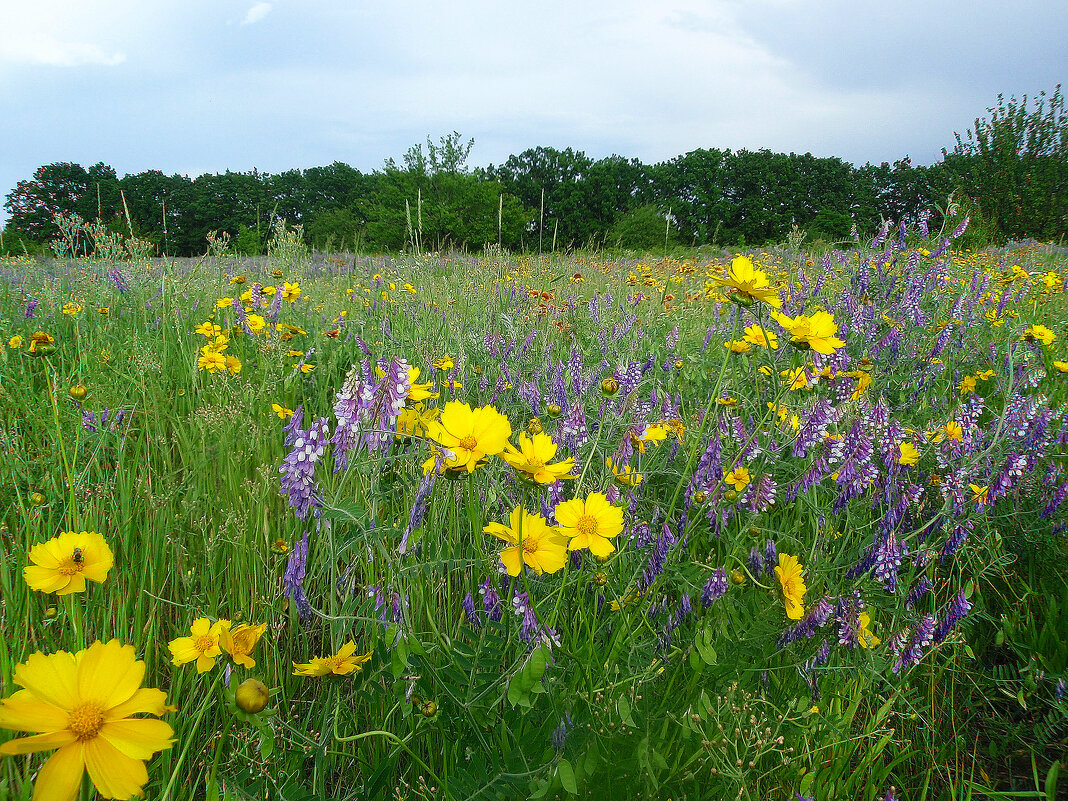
608, 204, 675, 250
946, 85, 1068, 242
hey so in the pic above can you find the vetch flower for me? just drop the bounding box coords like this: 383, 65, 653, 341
484, 507, 569, 576
293, 642, 372, 677
775, 553, 807, 620
501, 432, 576, 484
555, 492, 624, 558
0, 640, 175, 801
24, 530, 114, 595
168, 618, 231, 673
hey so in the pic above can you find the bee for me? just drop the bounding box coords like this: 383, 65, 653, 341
72, 547, 83, 564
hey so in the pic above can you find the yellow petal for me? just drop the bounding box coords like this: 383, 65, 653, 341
14, 650, 78, 709
587, 535, 617, 559
499, 547, 523, 577
0, 728, 77, 755
54, 574, 87, 595
105, 688, 173, 720
99, 719, 175, 760
0, 689, 68, 733
84, 735, 149, 800
22, 565, 71, 594
32, 743, 85, 801
77, 640, 143, 710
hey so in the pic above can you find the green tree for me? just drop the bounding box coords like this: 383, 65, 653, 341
943, 86, 1068, 241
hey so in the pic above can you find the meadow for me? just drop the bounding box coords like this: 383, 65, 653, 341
1, 215, 1067, 801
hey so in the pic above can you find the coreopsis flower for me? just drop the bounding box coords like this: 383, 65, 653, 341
743, 324, 778, 349
725, 339, 752, 354
8, 334, 23, 348
375, 365, 438, 403
216, 297, 234, 308
1023, 324, 1056, 346
1054, 361, 1068, 373
781, 366, 813, 391
97, 307, 110, 315
555, 492, 624, 559
713, 255, 782, 308
858, 612, 880, 648
294, 642, 373, 676
395, 403, 438, 438
24, 530, 114, 595
28, 332, 54, 354
246, 314, 267, 335
61, 302, 81, 316
724, 466, 751, 491
959, 375, 977, 395
272, 403, 294, 419
220, 622, 267, 669
772, 310, 845, 354
433, 356, 454, 371
194, 321, 221, 338
632, 423, 668, 453
281, 282, 301, 302
229, 275, 247, 284
0, 640, 175, 801
198, 351, 227, 373
224, 355, 242, 375
775, 553, 807, 620
943, 421, 964, 442
424, 401, 512, 473
606, 457, 642, 486
299, 363, 315, 374
970, 484, 990, 509
484, 507, 569, 576
896, 442, 920, 466
168, 618, 232, 673
500, 432, 576, 484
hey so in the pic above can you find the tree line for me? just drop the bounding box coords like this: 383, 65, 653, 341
3, 88, 1065, 257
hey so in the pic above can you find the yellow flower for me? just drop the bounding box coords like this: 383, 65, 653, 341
246, 314, 266, 335
555, 492, 624, 558
220, 623, 267, 669
229, 275, 247, 284
299, 363, 316, 374
194, 322, 221, 338
1023, 324, 1056, 346
1054, 361, 1068, 373
293, 641, 374, 677
433, 356, 455, 371
959, 375, 977, 395
501, 432, 576, 484
216, 297, 234, 308
424, 401, 512, 473
287, 350, 305, 358
943, 421, 964, 442
61, 302, 81, 316
970, 483, 990, 508
775, 553, 806, 620
198, 351, 227, 373
772, 310, 846, 354
725, 339, 752, 354
28, 331, 55, 354
724, 466, 751, 491
168, 618, 231, 673
742, 324, 778, 349
713, 255, 782, 308
372, 366, 437, 403
781, 366, 812, 391
281, 282, 301, 302
396, 403, 438, 438
858, 612, 880, 648
97, 307, 109, 316
976, 369, 996, 381
272, 403, 294, 419
24, 530, 114, 595
632, 423, 668, 454
896, 442, 920, 466
8, 335, 22, 348
606, 457, 642, 487
225, 355, 242, 375
0, 640, 175, 801
484, 507, 569, 576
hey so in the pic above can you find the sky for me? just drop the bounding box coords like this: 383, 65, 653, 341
1, 0, 1066, 225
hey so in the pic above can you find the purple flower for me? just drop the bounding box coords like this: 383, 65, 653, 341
283, 532, 311, 620
25, 298, 39, 319
701, 568, 729, 607
106, 267, 129, 293
934, 591, 972, 642
462, 592, 479, 627
479, 577, 502, 622
905, 577, 933, 609
763, 540, 778, 577
279, 416, 330, 521
893, 615, 935, 673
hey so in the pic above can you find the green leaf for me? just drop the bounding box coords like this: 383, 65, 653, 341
800, 771, 814, 797
617, 696, 636, 727
558, 759, 578, 795
1046, 759, 1060, 801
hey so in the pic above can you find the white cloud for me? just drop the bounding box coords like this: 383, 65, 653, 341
0, 35, 125, 67
242, 3, 273, 25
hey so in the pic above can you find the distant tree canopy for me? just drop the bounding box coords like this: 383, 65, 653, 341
4, 89, 1064, 256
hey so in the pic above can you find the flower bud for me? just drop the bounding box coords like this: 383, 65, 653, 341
600, 378, 620, 397
235, 678, 269, 714
546, 404, 562, 418
30, 492, 47, 506
69, 385, 88, 400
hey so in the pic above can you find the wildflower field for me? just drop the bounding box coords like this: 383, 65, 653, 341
2, 217, 1068, 801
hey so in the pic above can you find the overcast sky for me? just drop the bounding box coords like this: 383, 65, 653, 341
1, 1, 1065, 224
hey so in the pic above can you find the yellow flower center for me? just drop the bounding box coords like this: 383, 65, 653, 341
525, 458, 545, 473
193, 634, 216, 653
522, 536, 541, 555
58, 556, 85, 576
575, 515, 598, 538
67, 702, 104, 740
458, 435, 478, 450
